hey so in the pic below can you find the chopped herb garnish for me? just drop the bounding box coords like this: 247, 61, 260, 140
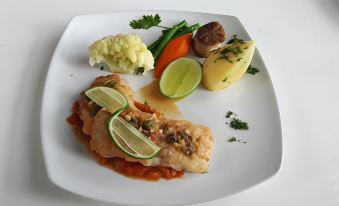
135, 67, 145, 75
227, 35, 245, 44
235, 46, 243, 54
213, 48, 220, 54
225, 56, 233, 63
226, 111, 235, 118
228, 136, 237, 142
222, 76, 228, 82
225, 110, 249, 142
217, 54, 233, 63
129, 14, 166, 30
144, 100, 149, 105
105, 80, 116, 88
230, 118, 249, 130
220, 47, 231, 55
227, 136, 247, 143
246, 65, 259, 75
216, 44, 245, 63
244, 47, 248, 49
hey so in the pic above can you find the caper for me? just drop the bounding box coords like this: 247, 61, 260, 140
159, 124, 169, 133
129, 116, 139, 128
184, 145, 195, 155
142, 130, 151, 137
165, 133, 177, 144
142, 120, 153, 130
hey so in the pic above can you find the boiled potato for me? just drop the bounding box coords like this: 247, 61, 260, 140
202, 41, 256, 90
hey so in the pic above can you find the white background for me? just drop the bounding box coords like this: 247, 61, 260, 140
1, 0, 339, 205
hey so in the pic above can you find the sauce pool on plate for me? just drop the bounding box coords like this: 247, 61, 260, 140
136, 79, 182, 119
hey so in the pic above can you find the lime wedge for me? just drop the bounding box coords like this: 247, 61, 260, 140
159, 57, 202, 99
85, 86, 128, 113
107, 109, 161, 159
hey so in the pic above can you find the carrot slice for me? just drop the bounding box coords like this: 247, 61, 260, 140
154, 33, 192, 78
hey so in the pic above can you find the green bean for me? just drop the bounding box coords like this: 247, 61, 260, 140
147, 21, 187, 53
152, 26, 178, 60
147, 38, 161, 51
172, 23, 200, 39
148, 23, 199, 51
152, 20, 187, 60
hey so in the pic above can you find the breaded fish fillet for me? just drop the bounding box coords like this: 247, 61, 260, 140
78, 74, 213, 173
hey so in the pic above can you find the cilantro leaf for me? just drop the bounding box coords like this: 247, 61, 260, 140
129, 14, 162, 29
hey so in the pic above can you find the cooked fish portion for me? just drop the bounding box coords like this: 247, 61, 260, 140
78, 74, 213, 173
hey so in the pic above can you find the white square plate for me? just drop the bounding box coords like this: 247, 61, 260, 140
41, 11, 282, 205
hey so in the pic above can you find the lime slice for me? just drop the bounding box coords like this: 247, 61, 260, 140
107, 109, 161, 159
85, 86, 128, 113
159, 57, 202, 99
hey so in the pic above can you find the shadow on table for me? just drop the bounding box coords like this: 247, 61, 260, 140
316, 0, 339, 24
3, 24, 116, 205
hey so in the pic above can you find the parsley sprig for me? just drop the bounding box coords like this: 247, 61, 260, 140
129, 14, 169, 30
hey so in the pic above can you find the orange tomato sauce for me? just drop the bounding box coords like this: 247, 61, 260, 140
67, 101, 184, 181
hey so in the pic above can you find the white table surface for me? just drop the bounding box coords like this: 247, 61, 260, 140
1, 0, 339, 205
